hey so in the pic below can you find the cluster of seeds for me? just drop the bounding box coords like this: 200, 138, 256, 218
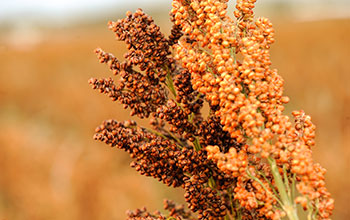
163, 199, 196, 220
171, 0, 334, 219
126, 207, 165, 220
197, 116, 240, 153
173, 69, 204, 117
93, 118, 235, 219
168, 13, 184, 46
89, 9, 176, 118
90, 1, 334, 219
155, 99, 196, 141
89, 47, 167, 118
109, 9, 174, 79
127, 200, 197, 220
183, 175, 227, 219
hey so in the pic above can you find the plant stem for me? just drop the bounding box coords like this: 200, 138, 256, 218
144, 127, 185, 148
193, 137, 201, 151
224, 215, 231, 220
208, 176, 216, 188
268, 157, 299, 220
246, 168, 283, 207
283, 164, 292, 199
165, 68, 177, 98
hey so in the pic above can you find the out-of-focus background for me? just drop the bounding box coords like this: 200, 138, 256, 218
0, 0, 349, 219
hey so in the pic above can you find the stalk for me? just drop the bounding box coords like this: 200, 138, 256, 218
268, 157, 299, 220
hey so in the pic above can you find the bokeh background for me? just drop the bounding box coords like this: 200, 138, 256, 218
0, 0, 349, 219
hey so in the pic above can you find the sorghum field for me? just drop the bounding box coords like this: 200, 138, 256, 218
0, 16, 349, 219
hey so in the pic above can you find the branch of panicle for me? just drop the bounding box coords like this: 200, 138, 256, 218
171, 0, 334, 219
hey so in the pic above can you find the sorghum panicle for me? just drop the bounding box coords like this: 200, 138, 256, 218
90, 1, 334, 219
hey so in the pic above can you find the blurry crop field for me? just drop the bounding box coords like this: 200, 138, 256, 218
0, 18, 349, 219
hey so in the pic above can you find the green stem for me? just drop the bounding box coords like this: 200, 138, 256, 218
307, 209, 313, 220
291, 173, 296, 200
165, 67, 177, 98
224, 215, 231, 220
188, 112, 194, 123
268, 158, 289, 203
228, 191, 235, 217
144, 127, 167, 140
193, 137, 201, 151
246, 168, 283, 207
144, 127, 184, 148
208, 176, 216, 188
235, 200, 242, 220
283, 164, 292, 199
258, 170, 280, 201
268, 157, 299, 220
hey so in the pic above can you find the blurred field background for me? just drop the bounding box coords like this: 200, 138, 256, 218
0, 0, 349, 219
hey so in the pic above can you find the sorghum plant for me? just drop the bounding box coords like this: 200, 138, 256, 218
89, 0, 334, 219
